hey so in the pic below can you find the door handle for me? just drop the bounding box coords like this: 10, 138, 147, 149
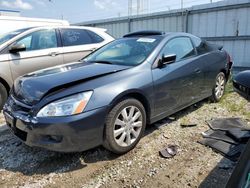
90, 48, 96, 52
49, 52, 60, 57
195, 68, 201, 74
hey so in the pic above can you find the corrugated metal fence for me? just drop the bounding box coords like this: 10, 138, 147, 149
78, 0, 250, 71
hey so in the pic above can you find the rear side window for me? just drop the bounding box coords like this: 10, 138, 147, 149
162, 37, 195, 61
86, 30, 104, 43
192, 36, 210, 54
61, 29, 94, 47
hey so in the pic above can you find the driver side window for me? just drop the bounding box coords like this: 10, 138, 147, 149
15, 29, 58, 51
162, 37, 195, 61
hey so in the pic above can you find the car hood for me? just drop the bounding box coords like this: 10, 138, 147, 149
234, 70, 250, 87
13, 62, 130, 105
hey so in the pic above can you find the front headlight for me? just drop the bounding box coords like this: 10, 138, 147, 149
37, 91, 93, 117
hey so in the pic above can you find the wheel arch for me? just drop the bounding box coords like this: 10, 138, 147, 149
220, 68, 230, 81
109, 90, 152, 124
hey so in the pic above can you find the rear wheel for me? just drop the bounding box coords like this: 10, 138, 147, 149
103, 98, 146, 154
0, 83, 8, 111
211, 72, 226, 102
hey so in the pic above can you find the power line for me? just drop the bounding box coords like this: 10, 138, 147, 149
61, 0, 220, 22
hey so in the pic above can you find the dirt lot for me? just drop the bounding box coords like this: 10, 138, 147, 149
0, 85, 249, 188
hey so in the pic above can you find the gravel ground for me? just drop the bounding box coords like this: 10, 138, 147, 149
0, 89, 249, 188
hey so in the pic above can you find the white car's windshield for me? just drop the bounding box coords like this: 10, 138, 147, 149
0, 28, 30, 45
84, 36, 163, 66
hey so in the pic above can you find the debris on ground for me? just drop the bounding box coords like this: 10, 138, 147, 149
180, 123, 197, 128
159, 145, 178, 158
199, 117, 250, 161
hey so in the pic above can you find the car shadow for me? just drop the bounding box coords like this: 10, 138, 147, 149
0, 98, 209, 176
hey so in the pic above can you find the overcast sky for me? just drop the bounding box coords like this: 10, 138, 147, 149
0, 0, 222, 24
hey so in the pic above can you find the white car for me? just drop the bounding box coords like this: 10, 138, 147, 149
0, 16, 69, 35
0, 26, 114, 109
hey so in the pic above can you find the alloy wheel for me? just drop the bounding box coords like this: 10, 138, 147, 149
113, 106, 143, 147
215, 73, 226, 99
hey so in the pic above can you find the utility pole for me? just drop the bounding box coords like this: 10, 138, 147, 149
181, 0, 184, 32
128, 0, 130, 17
128, 0, 148, 16
137, 0, 140, 15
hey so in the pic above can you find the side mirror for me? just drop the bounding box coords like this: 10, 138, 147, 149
158, 54, 176, 68
9, 43, 26, 53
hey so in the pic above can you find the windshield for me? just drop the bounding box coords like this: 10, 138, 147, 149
84, 36, 162, 66
0, 28, 30, 45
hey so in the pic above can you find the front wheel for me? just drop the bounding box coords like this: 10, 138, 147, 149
103, 98, 146, 154
211, 72, 226, 102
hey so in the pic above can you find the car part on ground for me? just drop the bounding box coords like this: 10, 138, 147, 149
199, 138, 245, 161
0, 26, 114, 110
180, 123, 197, 128
228, 128, 250, 142
202, 129, 239, 144
233, 70, 250, 101
159, 145, 178, 158
199, 118, 250, 161
3, 31, 231, 153
206, 118, 249, 131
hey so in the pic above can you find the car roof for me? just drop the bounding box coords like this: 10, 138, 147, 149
23, 25, 107, 32
122, 30, 196, 39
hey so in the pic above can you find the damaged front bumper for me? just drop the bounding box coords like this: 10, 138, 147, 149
3, 95, 108, 152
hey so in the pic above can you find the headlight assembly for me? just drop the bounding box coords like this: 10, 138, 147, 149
37, 91, 93, 117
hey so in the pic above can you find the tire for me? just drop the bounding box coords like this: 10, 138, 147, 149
0, 82, 8, 111
103, 98, 146, 154
211, 72, 226, 102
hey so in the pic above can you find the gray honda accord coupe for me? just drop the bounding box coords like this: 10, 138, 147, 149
3, 31, 232, 154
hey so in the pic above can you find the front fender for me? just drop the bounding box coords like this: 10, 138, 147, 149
0, 60, 13, 88
84, 67, 154, 114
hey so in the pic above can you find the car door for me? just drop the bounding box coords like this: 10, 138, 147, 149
191, 36, 218, 98
60, 28, 105, 63
152, 37, 204, 116
8, 29, 63, 80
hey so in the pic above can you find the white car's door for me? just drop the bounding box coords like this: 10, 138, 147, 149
8, 29, 63, 80
59, 28, 110, 63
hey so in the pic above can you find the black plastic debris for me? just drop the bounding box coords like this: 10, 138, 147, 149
206, 118, 250, 131
199, 118, 250, 161
202, 129, 238, 144
159, 145, 178, 159
180, 123, 197, 128
228, 128, 250, 142
198, 138, 245, 161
